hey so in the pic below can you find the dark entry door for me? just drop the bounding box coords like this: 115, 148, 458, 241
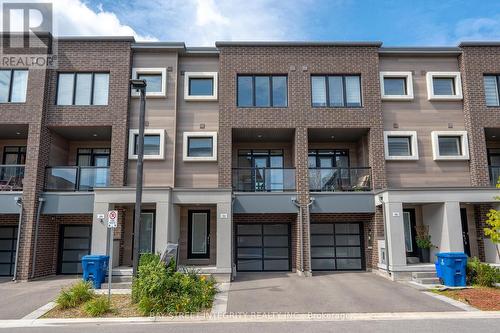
403, 209, 418, 257
188, 210, 210, 259
310, 222, 364, 271
236, 223, 291, 271
0, 226, 17, 276
460, 208, 471, 257
58, 225, 91, 274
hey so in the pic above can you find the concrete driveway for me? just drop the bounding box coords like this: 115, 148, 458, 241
227, 272, 462, 313
0, 276, 77, 319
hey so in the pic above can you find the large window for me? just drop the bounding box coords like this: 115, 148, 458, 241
56, 72, 109, 105
484, 75, 500, 106
383, 131, 419, 160
183, 132, 217, 161
431, 131, 469, 160
311, 75, 361, 107
184, 72, 218, 100
0, 69, 28, 103
237, 75, 287, 107
128, 129, 165, 160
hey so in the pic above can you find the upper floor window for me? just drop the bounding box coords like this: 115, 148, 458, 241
56, 72, 109, 106
311, 75, 361, 107
0, 69, 28, 103
380, 72, 414, 100
237, 75, 287, 107
431, 131, 469, 161
383, 131, 419, 160
426, 72, 462, 101
128, 129, 165, 160
184, 72, 218, 101
131, 68, 166, 97
484, 75, 500, 106
182, 132, 217, 161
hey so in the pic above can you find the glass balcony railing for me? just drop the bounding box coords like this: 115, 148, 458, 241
0, 165, 25, 191
490, 166, 500, 187
45, 166, 110, 191
232, 168, 296, 192
309, 167, 372, 192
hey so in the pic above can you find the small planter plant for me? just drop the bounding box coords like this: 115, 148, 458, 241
415, 225, 434, 263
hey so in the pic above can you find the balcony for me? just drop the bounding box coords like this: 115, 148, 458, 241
490, 166, 500, 187
232, 168, 296, 192
0, 165, 25, 191
309, 167, 372, 192
44, 166, 110, 191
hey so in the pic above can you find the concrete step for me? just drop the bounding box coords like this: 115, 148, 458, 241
414, 277, 441, 285
105, 275, 132, 283
406, 256, 421, 264
412, 271, 437, 279
111, 267, 133, 276
100, 281, 132, 289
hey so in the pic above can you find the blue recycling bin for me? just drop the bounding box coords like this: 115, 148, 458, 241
436, 252, 467, 287
81, 255, 109, 289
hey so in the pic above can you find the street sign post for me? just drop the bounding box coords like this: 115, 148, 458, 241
107, 210, 118, 302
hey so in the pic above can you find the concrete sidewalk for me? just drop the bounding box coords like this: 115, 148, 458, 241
0, 277, 77, 319
227, 272, 462, 313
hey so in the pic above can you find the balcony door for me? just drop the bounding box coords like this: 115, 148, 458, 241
308, 149, 349, 191
77, 148, 110, 189
1, 146, 26, 182
238, 149, 284, 192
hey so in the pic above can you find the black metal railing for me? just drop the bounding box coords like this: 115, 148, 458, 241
309, 167, 372, 192
45, 166, 110, 191
232, 168, 296, 192
0, 165, 25, 191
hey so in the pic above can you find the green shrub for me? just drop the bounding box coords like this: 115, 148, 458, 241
83, 296, 112, 317
56, 280, 94, 309
466, 257, 500, 287
132, 254, 217, 315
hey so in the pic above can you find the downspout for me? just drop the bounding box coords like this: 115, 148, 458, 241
231, 193, 236, 279
13, 197, 23, 281
31, 197, 45, 279
305, 198, 314, 276
292, 197, 315, 276
379, 195, 391, 276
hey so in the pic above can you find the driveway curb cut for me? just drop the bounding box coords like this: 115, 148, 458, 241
422, 292, 479, 312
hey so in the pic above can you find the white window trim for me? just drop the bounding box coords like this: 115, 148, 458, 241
431, 131, 469, 161
183, 131, 217, 162
128, 129, 165, 160
384, 131, 419, 160
426, 72, 463, 101
380, 71, 414, 100
131, 68, 167, 97
184, 72, 218, 101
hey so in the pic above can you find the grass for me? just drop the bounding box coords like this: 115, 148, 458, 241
44, 295, 142, 318
432, 286, 500, 311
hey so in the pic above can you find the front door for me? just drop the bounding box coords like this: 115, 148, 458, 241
460, 208, 471, 257
131, 211, 155, 262
403, 209, 418, 257
188, 210, 210, 259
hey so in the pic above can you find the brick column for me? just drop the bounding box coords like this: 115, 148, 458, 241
368, 126, 387, 190
110, 125, 128, 186
218, 126, 232, 188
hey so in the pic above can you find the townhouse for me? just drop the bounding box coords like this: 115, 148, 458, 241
0, 35, 498, 282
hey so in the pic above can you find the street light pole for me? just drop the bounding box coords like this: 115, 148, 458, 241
130, 79, 147, 277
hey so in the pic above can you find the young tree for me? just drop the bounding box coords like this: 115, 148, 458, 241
484, 177, 500, 260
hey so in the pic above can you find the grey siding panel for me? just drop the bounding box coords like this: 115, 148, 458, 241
233, 193, 298, 213
310, 193, 375, 213
42, 193, 94, 214
0, 193, 22, 214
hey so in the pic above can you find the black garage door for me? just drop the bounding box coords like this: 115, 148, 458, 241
0, 226, 17, 276
58, 225, 91, 275
310, 222, 364, 271
236, 223, 291, 272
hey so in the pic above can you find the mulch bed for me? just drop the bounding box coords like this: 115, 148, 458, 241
43, 295, 143, 318
436, 287, 500, 311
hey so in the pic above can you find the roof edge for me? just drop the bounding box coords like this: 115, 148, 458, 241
379, 46, 462, 56
459, 41, 500, 47
215, 41, 383, 47
57, 35, 135, 42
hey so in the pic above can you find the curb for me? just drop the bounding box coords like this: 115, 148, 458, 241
422, 292, 479, 312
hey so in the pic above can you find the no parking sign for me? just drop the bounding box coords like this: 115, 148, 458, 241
107, 210, 118, 228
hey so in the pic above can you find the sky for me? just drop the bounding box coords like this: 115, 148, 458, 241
1, 0, 500, 46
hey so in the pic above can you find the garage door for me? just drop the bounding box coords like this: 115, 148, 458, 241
236, 223, 291, 272
311, 222, 364, 271
58, 225, 91, 275
0, 226, 17, 277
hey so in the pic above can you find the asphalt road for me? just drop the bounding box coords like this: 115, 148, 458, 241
2, 319, 500, 333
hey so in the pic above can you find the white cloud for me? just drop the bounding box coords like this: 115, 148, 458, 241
0, 0, 157, 41
454, 16, 500, 42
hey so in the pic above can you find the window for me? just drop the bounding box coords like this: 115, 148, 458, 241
484, 75, 500, 106
431, 131, 469, 160
131, 68, 166, 97
384, 131, 419, 160
426, 72, 462, 100
0, 69, 28, 103
380, 72, 413, 100
311, 75, 361, 107
56, 72, 109, 105
237, 75, 287, 107
184, 72, 218, 101
128, 129, 165, 160
183, 132, 217, 161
